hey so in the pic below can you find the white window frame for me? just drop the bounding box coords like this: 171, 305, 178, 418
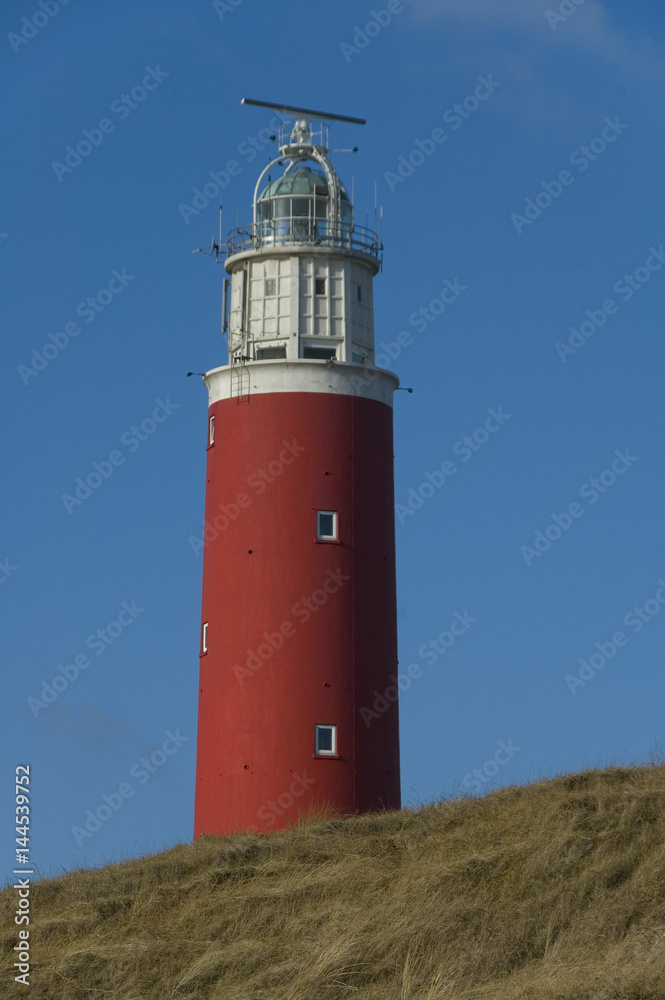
201, 622, 208, 654
208, 414, 215, 445
316, 510, 337, 541
315, 724, 336, 755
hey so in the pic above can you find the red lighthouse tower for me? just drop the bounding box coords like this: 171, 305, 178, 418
194, 101, 400, 836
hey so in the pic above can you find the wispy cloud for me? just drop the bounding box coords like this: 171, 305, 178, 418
410, 0, 663, 74
405, 0, 664, 138
44, 705, 153, 757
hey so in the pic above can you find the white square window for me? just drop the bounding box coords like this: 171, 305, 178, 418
208, 415, 215, 445
317, 510, 337, 540
315, 724, 336, 755
265, 278, 276, 296
201, 622, 208, 654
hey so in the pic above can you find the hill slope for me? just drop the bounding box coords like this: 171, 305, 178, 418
3, 764, 665, 999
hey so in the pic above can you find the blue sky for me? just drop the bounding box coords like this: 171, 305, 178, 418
2, 0, 665, 882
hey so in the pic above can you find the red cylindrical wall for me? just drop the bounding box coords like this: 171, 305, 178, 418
194, 389, 400, 836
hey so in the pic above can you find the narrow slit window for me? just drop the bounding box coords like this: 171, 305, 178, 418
201, 622, 208, 654
315, 724, 336, 755
317, 510, 337, 540
208, 415, 215, 445
357, 285, 362, 302
315, 277, 326, 296
256, 346, 287, 360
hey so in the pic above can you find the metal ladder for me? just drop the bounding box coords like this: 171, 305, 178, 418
231, 358, 250, 401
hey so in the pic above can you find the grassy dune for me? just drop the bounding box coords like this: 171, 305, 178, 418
3, 764, 665, 999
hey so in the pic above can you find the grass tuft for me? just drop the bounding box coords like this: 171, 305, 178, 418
4, 763, 665, 998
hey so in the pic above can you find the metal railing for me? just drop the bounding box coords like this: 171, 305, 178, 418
226, 219, 380, 258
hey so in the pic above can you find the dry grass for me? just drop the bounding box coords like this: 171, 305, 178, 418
4, 764, 665, 999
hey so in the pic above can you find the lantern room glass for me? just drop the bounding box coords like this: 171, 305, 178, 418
256, 165, 352, 244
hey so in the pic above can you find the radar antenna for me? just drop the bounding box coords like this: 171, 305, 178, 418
241, 98, 366, 126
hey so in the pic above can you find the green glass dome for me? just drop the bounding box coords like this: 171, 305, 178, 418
258, 165, 350, 204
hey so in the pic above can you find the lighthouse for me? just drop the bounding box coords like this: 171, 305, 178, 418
194, 100, 401, 836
